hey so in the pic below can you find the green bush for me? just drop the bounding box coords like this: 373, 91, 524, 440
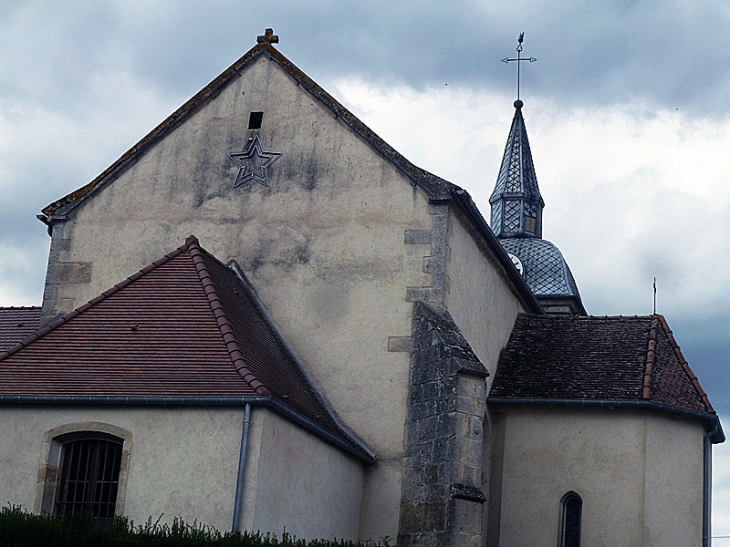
0, 506, 389, 547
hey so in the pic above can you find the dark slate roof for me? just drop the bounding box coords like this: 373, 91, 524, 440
489, 314, 716, 418
0, 307, 41, 352
40, 36, 457, 221
0, 236, 373, 462
499, 238, 581, 299
489, 101, 543, 207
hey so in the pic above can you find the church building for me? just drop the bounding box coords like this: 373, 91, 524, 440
0, 30, 722, 547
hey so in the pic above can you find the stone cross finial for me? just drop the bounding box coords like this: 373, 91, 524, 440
257, 28, 279, 45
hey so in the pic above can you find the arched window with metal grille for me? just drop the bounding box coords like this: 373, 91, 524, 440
559, 491, 582, 547
55, 435, 123, 521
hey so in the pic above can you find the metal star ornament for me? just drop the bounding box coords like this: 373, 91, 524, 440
228, 134, 282, 188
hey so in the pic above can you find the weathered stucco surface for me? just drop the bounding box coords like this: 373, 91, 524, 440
491, 407, 705, 546
241, 409, 364, 541
444, 212, 525, 383
0, 406, 365, 538
39, 53, 436, 539
0, 407, 243, 531
643, 413, 705, 545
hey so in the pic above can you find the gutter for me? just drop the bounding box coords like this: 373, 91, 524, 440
488, 397, 724, 443
0, 395, 376, 464
448, 189, 544, 315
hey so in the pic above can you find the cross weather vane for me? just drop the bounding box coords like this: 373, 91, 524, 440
502, 33, 537, 101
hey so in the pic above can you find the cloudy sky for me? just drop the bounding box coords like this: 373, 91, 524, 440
2, 0, 730, 537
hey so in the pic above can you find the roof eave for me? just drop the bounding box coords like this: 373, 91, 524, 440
225, 259, 375, 456
0, 394, 377, 463
488, 396, 725, 444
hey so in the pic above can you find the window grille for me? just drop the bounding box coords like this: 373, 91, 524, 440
55, 438, 123, 521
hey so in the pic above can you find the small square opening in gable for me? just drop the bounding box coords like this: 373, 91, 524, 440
248, 112, 264, 130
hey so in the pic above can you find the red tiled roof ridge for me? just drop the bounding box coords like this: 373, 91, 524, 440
187, 241, 270, 396
0, 237, 197, 362
655, 314, 714, 413
40, 41, 456, 219
0, 306, 41, 310
521, 313, 655, 320
642, 316, 659, 400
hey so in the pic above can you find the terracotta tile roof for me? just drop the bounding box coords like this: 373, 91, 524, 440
0, 307, 41, 352
489, 314, 715, 416
0, 237, 372, 461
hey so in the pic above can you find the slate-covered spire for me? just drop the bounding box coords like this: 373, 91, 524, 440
490, 100, 586, 315
489, 100, 544, 238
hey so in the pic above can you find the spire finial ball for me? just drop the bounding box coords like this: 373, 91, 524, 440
514, 99, 524, 109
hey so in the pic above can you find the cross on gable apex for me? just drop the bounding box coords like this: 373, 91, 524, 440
257, 28, 279, 45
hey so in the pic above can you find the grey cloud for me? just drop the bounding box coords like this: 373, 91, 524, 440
5, 1, 729, 117
1, 0, 729, 402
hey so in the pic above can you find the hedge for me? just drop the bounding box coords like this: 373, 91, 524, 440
0, 506, 389, 547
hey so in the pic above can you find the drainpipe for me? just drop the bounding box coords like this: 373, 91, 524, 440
232, 403, 251, 533
704, 420, 719, 547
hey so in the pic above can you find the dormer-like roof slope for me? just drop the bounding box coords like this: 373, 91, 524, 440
489, 314, 722, 441
0, 236, 373, 462
40, 37, 457, 221
0, 307, 41, 352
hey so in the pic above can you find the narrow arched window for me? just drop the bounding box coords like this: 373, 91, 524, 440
559, 491, 582, 547
55, 436, 123, 521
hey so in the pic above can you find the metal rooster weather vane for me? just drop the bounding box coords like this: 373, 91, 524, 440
501, 33, 537, 101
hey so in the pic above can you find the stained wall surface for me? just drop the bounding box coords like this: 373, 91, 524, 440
40, 52, 433, 539
241, 410, 364, 540
0, 406, 365, 538
491, 407, 705, 546
444, 212, 526, 382
36, 48, 532, 541
0, 407, 243, 531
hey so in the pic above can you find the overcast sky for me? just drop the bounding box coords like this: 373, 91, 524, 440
2, 0, 730, 537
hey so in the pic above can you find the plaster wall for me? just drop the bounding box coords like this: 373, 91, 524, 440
444, 212, 525, 383
0, 407, 244, 532
642, 414, 704, 545
492, 407, 705, 547
40, 53, 436, 539
240, 409, 363, 541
